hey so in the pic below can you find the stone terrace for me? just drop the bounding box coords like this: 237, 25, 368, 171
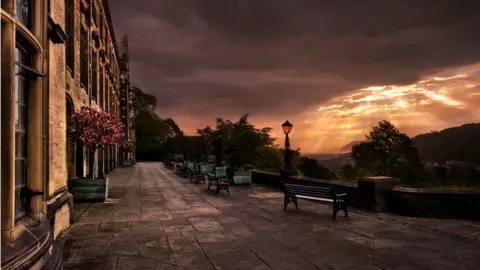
62, 162, 480, 270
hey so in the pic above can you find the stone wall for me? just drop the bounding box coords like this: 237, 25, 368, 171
251, 170, 480, 221
389, 187, 480, 221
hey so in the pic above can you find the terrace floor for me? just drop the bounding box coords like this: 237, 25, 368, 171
62, 162, 480, 270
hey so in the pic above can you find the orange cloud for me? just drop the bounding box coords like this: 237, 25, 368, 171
297, 63, 480, 153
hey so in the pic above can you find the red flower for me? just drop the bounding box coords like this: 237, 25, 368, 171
70, 106, 124, 149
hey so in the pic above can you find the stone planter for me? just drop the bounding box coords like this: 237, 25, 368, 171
70, 177, 108, 202
122, 160, 133, 167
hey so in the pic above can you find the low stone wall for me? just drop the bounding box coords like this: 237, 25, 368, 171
251, 170, 480, 221
389, 187, 480, 221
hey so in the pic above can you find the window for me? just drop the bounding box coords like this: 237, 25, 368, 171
65, 0, 74, 71
92, 2, 98, 26
100, 67, 104, 107
91, 48, 97, 101
80, 27, 88, 90
14, 46, 30, 220
100, 20, 104, 42
16, 0, 32, 28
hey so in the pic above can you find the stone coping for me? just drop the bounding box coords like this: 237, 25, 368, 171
392, 186, 480, 194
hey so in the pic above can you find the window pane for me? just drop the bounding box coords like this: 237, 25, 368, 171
15, 159, 26, 187
14, 44, 29, 220
15, 188, 26, 219
16, 0, 31, 28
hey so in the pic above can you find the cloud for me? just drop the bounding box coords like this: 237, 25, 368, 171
301, 63, 480, 153
109, 0, 480, 152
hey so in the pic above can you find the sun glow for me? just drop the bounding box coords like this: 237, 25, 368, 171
301, 63, 480, 153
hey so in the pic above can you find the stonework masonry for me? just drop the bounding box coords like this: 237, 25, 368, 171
1, 0, 130, 269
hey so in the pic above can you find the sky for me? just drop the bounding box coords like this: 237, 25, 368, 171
110, 0, 480, 154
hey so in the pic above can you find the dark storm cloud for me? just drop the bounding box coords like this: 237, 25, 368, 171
109, 0, 480, 121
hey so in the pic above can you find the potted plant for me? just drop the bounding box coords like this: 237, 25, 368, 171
69, 106, 124, 202
120, 138, 135, 167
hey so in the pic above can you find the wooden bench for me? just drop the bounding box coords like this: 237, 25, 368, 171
186, 162, 195, 179
207, 166, 230, 194
190, 163, 209, 184
232, 171, 252, 185
283, 183, 348, 220
175, 162, 189, 177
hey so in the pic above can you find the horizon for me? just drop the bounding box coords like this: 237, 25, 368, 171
110, 1, 480, 154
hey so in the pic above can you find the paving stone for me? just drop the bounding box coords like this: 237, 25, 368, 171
162, 218, 191, 227
117, 256, 176, 270
109, 239, 139, 256
63, 235, 113, 250
139, 245, 176, 265
142, 210, 173, 221
73, 247, 109, 261
63, 163, 479, 270
163, 224, 196, 233
207, 250, 271, 270
65, 255, 118, 270
172, 250, 215, 269
168, 236, 201, 251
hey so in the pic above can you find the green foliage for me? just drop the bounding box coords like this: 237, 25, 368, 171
131, 87, 184, 161
297, 156, 335, 179
351, 120, 424, 185
347, 120, 480, 188
413, 123, 480, 166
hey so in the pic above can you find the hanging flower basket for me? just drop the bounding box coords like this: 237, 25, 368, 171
69, 106, 124, 202
120, 138, 136, 167
120, 138, 136, 153
70, 106, 124, 151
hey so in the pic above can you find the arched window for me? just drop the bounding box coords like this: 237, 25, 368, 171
14, 45, 30, 220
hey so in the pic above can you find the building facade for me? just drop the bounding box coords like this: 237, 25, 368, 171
1, 0, 130, 269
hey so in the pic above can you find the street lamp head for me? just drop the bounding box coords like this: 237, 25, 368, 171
282, 120, 293, 135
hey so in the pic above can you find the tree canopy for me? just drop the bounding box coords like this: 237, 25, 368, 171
351, 120, 424, 185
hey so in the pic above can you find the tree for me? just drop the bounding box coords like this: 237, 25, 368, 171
297, 156, 335, 179
200, 114, 276, 169
351, 120, 424, 184
130, 86, 157, 117
130, 87, 185, 160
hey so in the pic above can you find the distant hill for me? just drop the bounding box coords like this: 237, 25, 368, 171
340, 141, 361, 152
316, 153, 353, 170
412, 123, 480, 166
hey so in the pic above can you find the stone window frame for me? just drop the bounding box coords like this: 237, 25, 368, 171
79, 21, 89, 91
91, 46, 98, 101
13, 43, 31, 221
2, 0, 47, 246
65, 0, 75, 73
99, 64, 104, 108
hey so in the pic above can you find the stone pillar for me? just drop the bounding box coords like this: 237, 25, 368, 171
1, 7, 16, 244
27, 53, 44, 221
98, 148, 104, 177
104, 147, 109, 174
357, 176, 399, 213
27, 0, 46, 220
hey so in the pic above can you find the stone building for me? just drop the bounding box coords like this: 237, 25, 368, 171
1, 0, 130, 268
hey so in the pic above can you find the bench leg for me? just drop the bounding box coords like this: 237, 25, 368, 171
216, 181, 220, 194
342, 202, 348, 217
284, 193, 297, 211
207, 179, 211, 190
283, 193, 289, 211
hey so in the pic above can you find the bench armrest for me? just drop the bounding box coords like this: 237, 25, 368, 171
334, 193, 347, 197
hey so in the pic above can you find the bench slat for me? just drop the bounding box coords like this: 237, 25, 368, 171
284, 183, 333, 199
284, 184, 331, 191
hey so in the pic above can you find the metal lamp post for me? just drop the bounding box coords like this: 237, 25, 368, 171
282, 120, 293, 173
